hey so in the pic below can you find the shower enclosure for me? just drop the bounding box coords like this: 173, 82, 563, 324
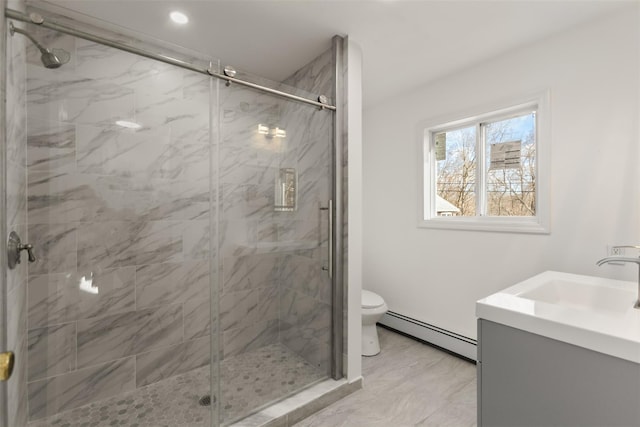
1, 2, 345, 426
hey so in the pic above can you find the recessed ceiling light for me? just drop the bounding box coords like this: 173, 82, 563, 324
170, 11, 189, 25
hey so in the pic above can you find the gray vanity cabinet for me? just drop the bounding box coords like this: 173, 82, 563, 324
477, 319, 640, 427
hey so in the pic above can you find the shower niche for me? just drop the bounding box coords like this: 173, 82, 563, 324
275, 168, 297, 212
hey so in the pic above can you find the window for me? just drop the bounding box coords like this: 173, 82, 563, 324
420, 94, 549, 233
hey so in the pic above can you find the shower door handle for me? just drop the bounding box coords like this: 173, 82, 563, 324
320, 200, 333, 279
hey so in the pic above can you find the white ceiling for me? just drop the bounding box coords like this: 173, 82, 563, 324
41, 0, 632, 107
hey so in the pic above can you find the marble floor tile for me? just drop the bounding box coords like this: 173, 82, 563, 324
415, 402, 476, 427
294, 326, 477, 427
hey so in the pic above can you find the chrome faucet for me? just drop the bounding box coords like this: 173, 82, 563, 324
596, 256, 640, 309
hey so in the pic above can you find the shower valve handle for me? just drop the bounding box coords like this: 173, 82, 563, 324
7, 231, 36, 269
19, 243, 36, 263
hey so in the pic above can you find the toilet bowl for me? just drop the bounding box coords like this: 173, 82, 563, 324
361, 290, 388, 356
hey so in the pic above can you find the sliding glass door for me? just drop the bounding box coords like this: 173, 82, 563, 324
217, 63, 335, 422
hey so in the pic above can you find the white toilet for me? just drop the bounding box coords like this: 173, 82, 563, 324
361, 290, 388, 356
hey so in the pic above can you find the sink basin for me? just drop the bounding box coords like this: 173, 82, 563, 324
476, 271, 640, 363
518, 278, 635, 313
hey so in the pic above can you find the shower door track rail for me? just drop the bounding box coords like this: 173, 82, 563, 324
5, 8, 337, 111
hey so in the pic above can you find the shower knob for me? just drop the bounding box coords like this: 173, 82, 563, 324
22, 243, 36, 263
7, 231, 37, 269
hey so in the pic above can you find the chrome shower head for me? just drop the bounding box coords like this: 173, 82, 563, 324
40, 48, 70, 69
9, 22, 70, 69
40, 49, 62, 69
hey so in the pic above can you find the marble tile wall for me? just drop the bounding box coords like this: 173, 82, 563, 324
214, 52, 333, 424
215, 47, 336, 419
217, 56, 334, 366
217, 82, 286, 360
4, 1, 29, 425
21, 25, 214, 421
277, 48, 334, 375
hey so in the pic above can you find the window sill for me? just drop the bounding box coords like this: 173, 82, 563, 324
418, 216, 550, 234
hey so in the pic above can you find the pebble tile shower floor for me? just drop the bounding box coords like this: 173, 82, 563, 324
27, 344, 326, 427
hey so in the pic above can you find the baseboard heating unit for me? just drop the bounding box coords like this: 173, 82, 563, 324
379, 311, 477, 362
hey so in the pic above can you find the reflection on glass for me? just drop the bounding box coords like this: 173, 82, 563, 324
257, 123, 286, 138
115, 120, 142, 130
79, 272, 99, 294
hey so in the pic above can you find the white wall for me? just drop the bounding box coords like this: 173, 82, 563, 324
363, 6, 640, 340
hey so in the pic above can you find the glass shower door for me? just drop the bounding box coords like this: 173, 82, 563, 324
3, 7, 340, 427
2, 9, 29, 427
217, 57, 335, 423
3, 16, 220, 427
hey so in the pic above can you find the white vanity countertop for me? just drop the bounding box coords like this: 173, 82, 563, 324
476, 271, 640, 363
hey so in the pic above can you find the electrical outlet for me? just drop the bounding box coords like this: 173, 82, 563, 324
606, 246, 625, 263
607, 245, 625, 256
603, 246, 625, 265
611, 246, 623, 256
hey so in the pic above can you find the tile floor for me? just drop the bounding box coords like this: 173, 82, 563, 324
294, 326, 477, 427
27, 343, 326, 427
27, 327, 476, 427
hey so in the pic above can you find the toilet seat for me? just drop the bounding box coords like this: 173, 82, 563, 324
362, 290, 384, 309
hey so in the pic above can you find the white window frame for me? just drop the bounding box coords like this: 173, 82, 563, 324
418, 91, 550, 234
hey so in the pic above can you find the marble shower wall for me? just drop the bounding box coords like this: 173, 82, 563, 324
22, 26, 213, 421
215, 48, 334, 376
217, 82, 288, 360
278, 48, 334, 374
4, 1, 29, 426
